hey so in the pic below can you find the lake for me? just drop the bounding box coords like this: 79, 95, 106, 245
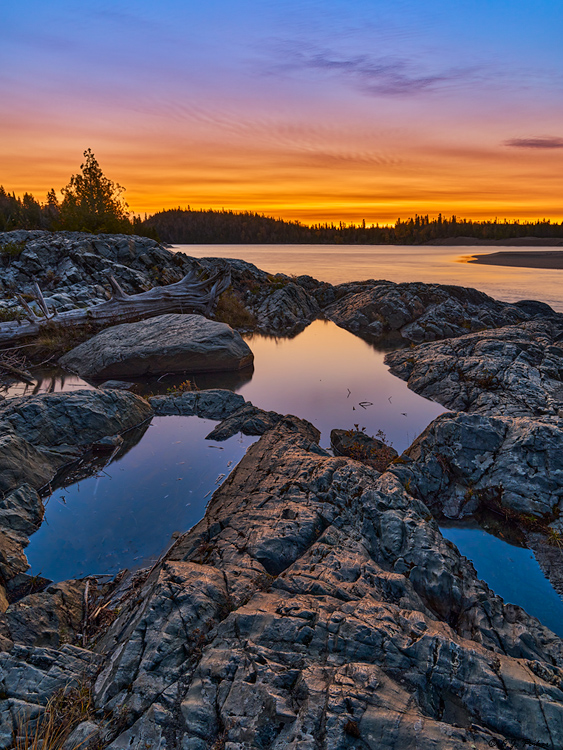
173, 243, 563, 313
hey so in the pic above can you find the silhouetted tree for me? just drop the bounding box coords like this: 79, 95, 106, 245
59, 149, 132, 233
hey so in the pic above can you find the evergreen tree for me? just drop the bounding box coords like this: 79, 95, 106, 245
59, 149, 132, 233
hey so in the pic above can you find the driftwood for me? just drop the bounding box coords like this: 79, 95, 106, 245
0, 267, 231, 347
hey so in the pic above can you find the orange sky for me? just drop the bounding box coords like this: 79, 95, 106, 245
2, 1, 563, 225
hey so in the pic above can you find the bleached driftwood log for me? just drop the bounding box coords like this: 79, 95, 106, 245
0, 267, 231, 346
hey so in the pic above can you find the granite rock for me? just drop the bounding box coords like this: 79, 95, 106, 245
325, 279, 556, 343
386, 319, 563, 417
83, 418, 563, 750
60, 314, 254, 379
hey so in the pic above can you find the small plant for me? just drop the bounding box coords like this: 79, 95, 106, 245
547, 528, 563, 548
1, 240, 25, 259
166, 379, 195, 394
14, 682, 95, 750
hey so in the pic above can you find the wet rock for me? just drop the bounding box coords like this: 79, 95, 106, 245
60, 314, 254, 379
150, 388, 245, 418
325, 279, 555, 343
390, 411, 563, 520
0, 389, 152, 448
205, 402, 284, 440
386, 318, 563, 417
87, 417, 563, 750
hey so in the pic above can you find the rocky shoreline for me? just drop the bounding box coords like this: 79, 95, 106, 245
1, 231, 563, 748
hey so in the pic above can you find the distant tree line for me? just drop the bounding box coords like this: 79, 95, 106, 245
2, 153, 562, 244
143, 208, 563, 245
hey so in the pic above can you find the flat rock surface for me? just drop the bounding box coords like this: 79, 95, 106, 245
59, 313, 254, 379
385, 319, 563, 417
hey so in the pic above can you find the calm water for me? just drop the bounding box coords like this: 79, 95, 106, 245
27, 417, 257, 581
441, 525, 563, 638
26, 321, 445, 581
173, 243, 563, 313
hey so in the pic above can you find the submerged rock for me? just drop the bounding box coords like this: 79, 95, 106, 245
59, 313, 254, 379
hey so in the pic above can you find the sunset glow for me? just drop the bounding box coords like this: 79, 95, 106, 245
2, 0, 563, 223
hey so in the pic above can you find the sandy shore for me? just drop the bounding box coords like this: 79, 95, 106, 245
469, 250, 563, 269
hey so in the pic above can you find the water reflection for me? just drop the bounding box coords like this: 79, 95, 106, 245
27, 417, 257, 582
238, 320, 445, 451
441, 523, 563, 637
0, 368, 94, 399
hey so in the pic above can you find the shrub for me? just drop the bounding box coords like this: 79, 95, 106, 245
213, 289, 257, 329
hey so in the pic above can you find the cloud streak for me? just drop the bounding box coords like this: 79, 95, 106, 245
266, 43, 475, 96
505, 136, 563, 149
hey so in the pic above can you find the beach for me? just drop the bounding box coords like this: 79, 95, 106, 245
469, 250, 563, 269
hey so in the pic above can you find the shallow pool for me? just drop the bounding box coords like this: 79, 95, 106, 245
441, 523, 563, 637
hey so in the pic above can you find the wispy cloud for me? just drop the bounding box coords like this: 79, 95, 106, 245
505, 136, 563, 149
264, 42, 475, 96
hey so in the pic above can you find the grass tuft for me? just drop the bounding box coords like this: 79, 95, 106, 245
14, 683, 95, 750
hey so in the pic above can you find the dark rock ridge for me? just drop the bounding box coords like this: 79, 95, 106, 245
73, 417, 563, 748
7, 231, 559, 343
59, 313, 254, 379
385, 319, 563, 417
324, 279, 557, 343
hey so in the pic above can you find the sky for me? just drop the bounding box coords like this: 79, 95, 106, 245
2, 0, 563, 224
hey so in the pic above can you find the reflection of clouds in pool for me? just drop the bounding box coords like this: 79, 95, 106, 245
27, 417, 257, 583
239, 320, 445, 451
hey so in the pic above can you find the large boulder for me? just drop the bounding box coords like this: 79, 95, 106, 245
59, 313, 254, 379
0, 389, 153, 448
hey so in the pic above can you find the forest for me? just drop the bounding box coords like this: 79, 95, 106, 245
2, 150, 563, 244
